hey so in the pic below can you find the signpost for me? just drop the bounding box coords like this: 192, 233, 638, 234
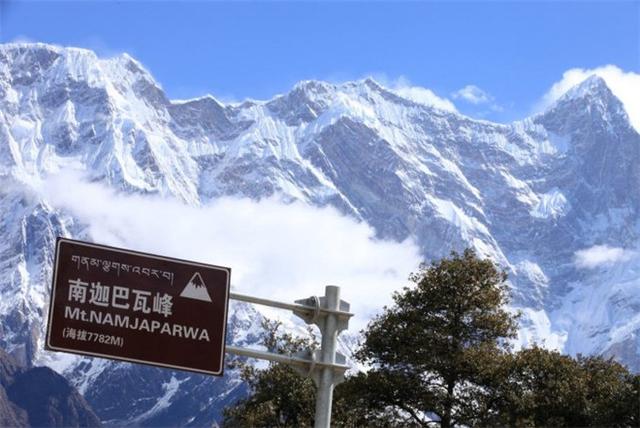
228, 287, 352, 428
45, 238, 231, 375
46, 237, 352, 427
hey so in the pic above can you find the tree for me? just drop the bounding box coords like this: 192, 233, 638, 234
223, 320, 317, 427
355, 249, 518, 427
485, 347, 640, 427
223, 250, 639, 427
222, 320, 399, 427
577, 354, 638, 426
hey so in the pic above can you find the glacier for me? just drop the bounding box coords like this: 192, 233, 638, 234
0, 43, 639, 424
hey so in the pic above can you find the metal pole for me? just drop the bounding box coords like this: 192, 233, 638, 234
314, 286, 340, 428
226, 287, 350, 427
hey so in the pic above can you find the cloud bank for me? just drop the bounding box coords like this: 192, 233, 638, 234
452, 84, 492, 105
386, 76, 458, 113
451, 84, 503, 115
537, 65, 640, 133
574, 245, 636, 269
40, 173, 422, 329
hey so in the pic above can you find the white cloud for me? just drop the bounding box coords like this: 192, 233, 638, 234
39, 172, 422, 330
537, 65, 640, 133
386, 76, 458, 113
8, 35, 36, 44
574, 245, 636, 269
452, 84, 492, 105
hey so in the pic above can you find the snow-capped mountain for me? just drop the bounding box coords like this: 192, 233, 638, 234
0, 43, 639, 424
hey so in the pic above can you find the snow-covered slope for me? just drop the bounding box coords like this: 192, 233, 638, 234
1, 43, 639, 424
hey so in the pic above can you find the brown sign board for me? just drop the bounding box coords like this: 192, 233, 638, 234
45, 238, 231, 376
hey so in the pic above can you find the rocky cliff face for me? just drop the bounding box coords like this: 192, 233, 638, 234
0, 385, 27, 427
0, 348, 28, 427
0, 43, 639, 424
0, 348, 100, 427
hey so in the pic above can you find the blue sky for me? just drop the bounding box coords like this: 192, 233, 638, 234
1, 1, 638, 122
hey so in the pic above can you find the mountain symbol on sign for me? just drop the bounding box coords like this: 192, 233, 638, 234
179, 272, 212, 302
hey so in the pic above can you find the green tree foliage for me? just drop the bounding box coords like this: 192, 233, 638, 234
222, 320, 317, 427
355, 249, 517, 427
578, 355, 639, 426
484, 347, 640, 427
223, 250, 640, 427
222, 320, 399, 427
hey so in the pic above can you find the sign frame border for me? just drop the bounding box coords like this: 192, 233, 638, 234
45, 237, 231, 376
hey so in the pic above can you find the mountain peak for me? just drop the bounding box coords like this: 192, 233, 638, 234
362, 76, 384, 89
559, 75, 613, 103
291, 77, 389, 99
0, 42, 158, 86
539, 73, 630, 130
0, 42, 97, 63
293, 79, 335, 93
1, 41, 61, 53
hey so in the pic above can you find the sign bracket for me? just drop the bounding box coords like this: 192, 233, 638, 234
227, 286, 352, 428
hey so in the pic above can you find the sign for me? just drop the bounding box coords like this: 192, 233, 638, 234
45, 238, 231, 376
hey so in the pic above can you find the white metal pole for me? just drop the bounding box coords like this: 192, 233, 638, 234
314, 286, 340, 428
226, 288, 350, 427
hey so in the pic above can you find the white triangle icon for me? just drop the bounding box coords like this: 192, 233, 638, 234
179, 272, 212, 302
